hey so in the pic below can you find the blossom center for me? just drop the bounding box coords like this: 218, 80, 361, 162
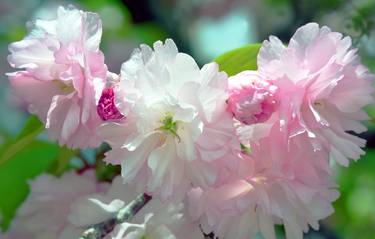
157, 112, 181, 142
52, 80, 75, 94
228, 79, 278, 125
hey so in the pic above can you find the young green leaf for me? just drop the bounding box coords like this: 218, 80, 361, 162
0, 116, 44, 167
0, 141, 59, 230
214, 44, 261, 76
0, 115, 60, 230
48, 146, 79, 176
16, 115, 43, 140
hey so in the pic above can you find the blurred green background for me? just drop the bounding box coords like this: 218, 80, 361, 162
0, 0, 374, 238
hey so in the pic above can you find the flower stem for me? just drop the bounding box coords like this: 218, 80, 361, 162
79, 193, 152, 239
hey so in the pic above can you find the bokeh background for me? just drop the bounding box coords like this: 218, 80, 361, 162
0, 0, 374, 238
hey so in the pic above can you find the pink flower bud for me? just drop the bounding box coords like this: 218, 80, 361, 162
97, 87, 124, 121
227, 71, 278, 125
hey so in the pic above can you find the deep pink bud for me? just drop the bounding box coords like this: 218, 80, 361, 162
227, 71, 278, 125
97, 87, 124, 121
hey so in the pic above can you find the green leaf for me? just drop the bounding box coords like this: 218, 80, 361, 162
16, 115, 43, 139
0, 116, 44, 167
47, 146, 78, 176
0, 115, 61, 231
214, 44, 262, 76
0, 141, 59, 230
96, 162, 121, 182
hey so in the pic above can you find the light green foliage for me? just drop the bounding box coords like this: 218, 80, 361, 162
331, 150, 375, 239
0, 139, 59, 230
96, 151, 121, 182
48, 146, 78, 176
0, 116, 76, 230
214, 44, 261, 76
0, 115, 44, 167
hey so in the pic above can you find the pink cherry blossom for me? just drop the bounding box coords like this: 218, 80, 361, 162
57, 175, 203, 239
99, 39, 238, 200
109, 199, 204, 239
7, 6, 107, 148
4, 173, 199, 239
72, 177, 204, 239
1, 171, 107, 239
189, 128, 339, 239
227, 70, 278, 125
239, 23, 374, 166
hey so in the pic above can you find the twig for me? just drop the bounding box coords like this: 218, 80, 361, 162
79, 193, 152, 239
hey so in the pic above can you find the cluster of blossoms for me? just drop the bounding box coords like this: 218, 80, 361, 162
2, 6, 374, 239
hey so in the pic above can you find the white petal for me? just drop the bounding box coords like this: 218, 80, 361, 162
258, 35, 285, 67
121, 133, 160, 182
56, 6, 83, 45
289, 23, 321, 55
284, 218, 303, 239
83, 12, 102, 51
147, 136, 176, 192
257, 208, 276, 239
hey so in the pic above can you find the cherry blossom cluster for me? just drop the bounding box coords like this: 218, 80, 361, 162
2, 6, 374, 239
